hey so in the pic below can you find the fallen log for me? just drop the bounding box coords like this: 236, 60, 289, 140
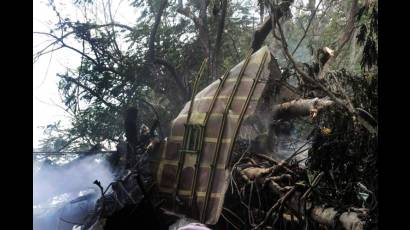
311, 206, 365, 230
272, 97, 334, 120
240, 166, 274, 182
227, 155, 368, 230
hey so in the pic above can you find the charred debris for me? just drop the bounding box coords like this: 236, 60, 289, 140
78, 46, 377, 230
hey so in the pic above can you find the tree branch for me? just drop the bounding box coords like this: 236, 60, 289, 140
177, 0, 210, 56
251, 16, 272, 51
226, 32, 241, 63
272, 6, 376, 134
317, 0, 359, 80
274, 20, 314, 84
144, 0, 188, 101
275, 19, 352, 113
59, 75, 115, 109
291, 0, 324, 55
147, 0, 168, 62
34, 31, 123, 77
271, 97, 334, 120
155, 58, 189, 100
177, 0, 200, 25
55, 135, 82, 152
87, 22, 134, 32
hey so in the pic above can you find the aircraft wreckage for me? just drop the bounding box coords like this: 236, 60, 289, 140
77, 46, 368, 230
156, 46, 283, 224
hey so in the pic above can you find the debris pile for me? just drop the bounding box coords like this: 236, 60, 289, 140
217, 103, 377, 230
80, 48, 377, 230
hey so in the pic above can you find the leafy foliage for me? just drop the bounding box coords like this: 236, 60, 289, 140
307, 68, 378, 228
36, 0, 378, 156
356, 2, 378, 71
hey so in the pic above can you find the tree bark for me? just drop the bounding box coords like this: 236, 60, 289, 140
317, 0, 359, 80
177, 0, 210, 57
124, 107, 139, 168
147, 0, 189, 102
124, 107, 139, 148
310, 206, 365, 230
271, 98, 334, 120
250, 16, 272, 52
211, 0, 228, 80
147, 0, 169, 63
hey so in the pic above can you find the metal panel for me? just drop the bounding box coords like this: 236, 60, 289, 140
156, 46, 272, 224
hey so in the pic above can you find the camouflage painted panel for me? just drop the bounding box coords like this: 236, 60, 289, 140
156, 46, 272, 224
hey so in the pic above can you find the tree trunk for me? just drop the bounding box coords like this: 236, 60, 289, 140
124, 107, 139, 168
271, 98, 334, 120
250, 16, 272, 52
147, 0, 188, 102
211, 0, 228, 80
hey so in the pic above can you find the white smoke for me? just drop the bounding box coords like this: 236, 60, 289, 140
33, 154, 115, 230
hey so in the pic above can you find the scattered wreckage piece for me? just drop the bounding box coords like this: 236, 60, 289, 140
81, 121, 164, 230
155, 46, 279, 224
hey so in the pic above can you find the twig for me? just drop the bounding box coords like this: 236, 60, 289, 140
254, 153, 280, 164
227, 32, 241, 63
93, 180, 106, 219
301, 172, 324, 200
253, 153, 294, 175
230, 151, 248, 198
248, 181, 255, 225
285, 140, 312, 163
291, 0, 324, 55
255, 182, 262, 209
221, 212, 240, 230
223, 207, 246, 225
253, 186, 296, 229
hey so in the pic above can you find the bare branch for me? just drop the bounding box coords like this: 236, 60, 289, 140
33, 45, 64, 64
55, 136, 82, 152
251, 16, 272, 51
291, 0, 324, 55
88, 22, 134, 32
177, 0, 201, 28
275, 19, 352, 115
225, 32, 241, 63
147, 0, 169, 62
34, 32, 99, 66
34, 31, 123, 76
317, 0, 359, 80
274, 20, 314, 84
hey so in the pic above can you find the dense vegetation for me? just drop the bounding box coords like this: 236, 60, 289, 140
34, 0, 377, 152
33, 0, 377, 229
